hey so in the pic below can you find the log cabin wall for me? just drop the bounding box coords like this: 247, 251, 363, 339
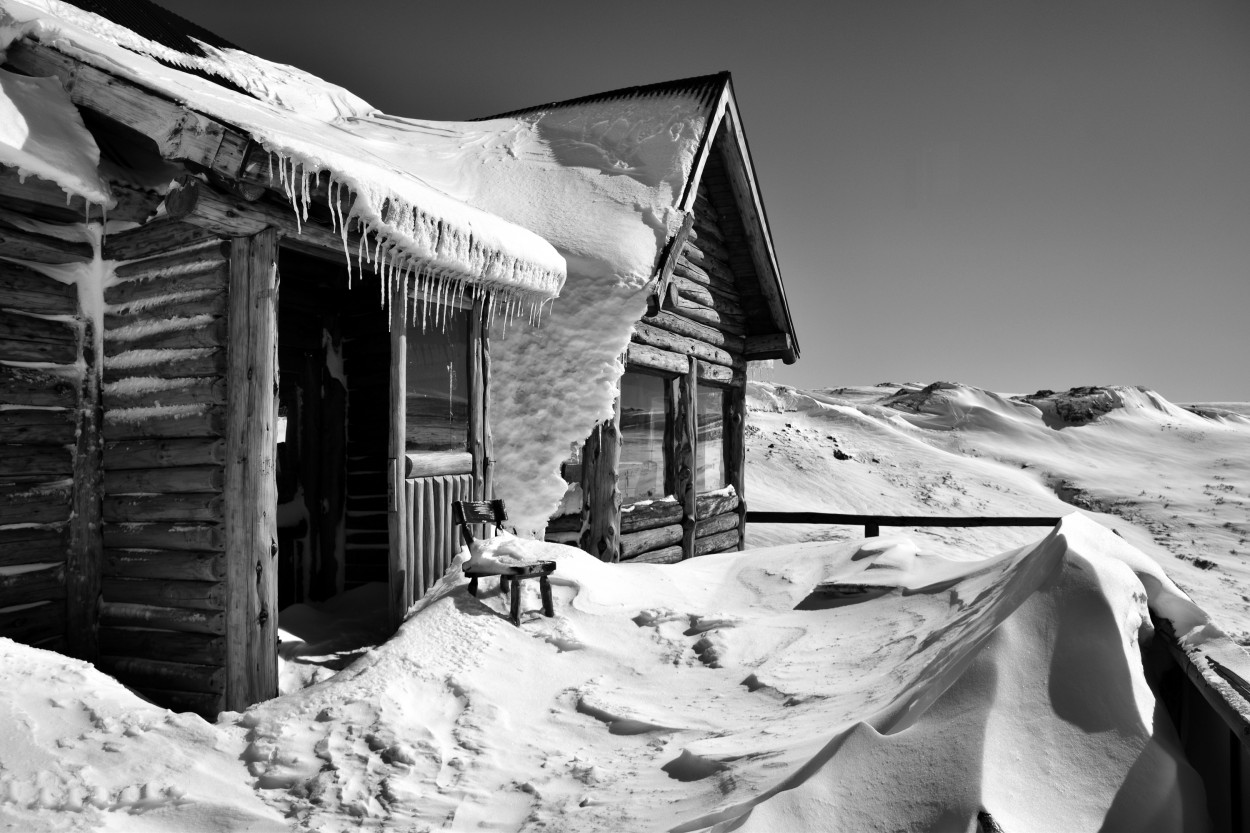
0, 259, 87, 656
98, 235, 232, 717
558, 160, 753, 564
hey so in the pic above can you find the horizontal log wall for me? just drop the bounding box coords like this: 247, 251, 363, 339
400, 473, 473, 610
99, 237, 231, 717
0, 256, 82, 652
610, 170, 753, 563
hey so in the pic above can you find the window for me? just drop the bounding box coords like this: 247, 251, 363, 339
618, 372, 668, 504
405, 309, 470, 452
696, 386, 727, 492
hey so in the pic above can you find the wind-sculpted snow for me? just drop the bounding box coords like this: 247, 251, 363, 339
747, 381, 1250, 639
3, 517, 1238, 830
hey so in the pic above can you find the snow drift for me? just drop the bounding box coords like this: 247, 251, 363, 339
8, 514, 1235, 831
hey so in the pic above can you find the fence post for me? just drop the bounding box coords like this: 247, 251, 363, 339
865, 523, 880, 538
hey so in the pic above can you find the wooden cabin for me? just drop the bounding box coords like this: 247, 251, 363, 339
0, 7, 560, 717
0, 2, 796, 719
533, 75, 800, 564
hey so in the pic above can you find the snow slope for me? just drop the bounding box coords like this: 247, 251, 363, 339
6, 514, 1246, 831
746, 381, 1250, 641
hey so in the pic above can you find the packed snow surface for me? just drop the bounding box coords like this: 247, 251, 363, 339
746, 381, 1250, 639
6, 512, 1246, 831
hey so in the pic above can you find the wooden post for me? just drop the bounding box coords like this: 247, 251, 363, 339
725, 383, 747, 550
224, 229, 279, 709
481, 295, 494, 501
865, 524, 880, 538
676, 357, 698, 559
387, 299, 408, 629
469, 294, 487, 501
580, 400, 621, 562
65, 317, 101, 660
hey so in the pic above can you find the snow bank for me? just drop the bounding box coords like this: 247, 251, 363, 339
214, 516, 1225, 831
0, 638, 285, 831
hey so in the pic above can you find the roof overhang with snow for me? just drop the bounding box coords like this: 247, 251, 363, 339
0, 0, 567, 308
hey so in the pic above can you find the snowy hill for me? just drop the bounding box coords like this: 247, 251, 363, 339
745, 381, 1250, 643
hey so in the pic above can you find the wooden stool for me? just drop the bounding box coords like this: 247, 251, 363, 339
453, 499, 556, 626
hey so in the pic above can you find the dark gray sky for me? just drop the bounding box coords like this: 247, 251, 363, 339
160, 0, 1250, 401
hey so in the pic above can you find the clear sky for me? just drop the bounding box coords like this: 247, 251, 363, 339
159, 0, 1250, 402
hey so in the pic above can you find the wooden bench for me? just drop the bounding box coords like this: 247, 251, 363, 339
453, 499, 556, 626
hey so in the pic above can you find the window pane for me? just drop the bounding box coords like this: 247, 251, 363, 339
619, 372, 667, 504
696, 387, 726, 492
406, 309, 470, 452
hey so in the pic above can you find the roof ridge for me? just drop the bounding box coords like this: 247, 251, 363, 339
473, 71, 730, 121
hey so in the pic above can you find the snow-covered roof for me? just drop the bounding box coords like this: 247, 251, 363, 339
0, 0, 567, 306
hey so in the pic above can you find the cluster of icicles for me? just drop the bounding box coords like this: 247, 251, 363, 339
270, 152, 562, 334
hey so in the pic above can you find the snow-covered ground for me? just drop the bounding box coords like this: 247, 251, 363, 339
745, 381, 1250, 643
3, 381, 1248, 832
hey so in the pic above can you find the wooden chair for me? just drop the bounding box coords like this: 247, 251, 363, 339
453, 499, 556, 626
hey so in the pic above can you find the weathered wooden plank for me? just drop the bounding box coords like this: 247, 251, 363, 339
674, 257, 740, 297
102, 405, 225, 440
725, 384, 747, 551
0, 408, 76, 445
99, 627, 226, 666
696, 511, 741, 538
0, 482, 71, 524
104, 466, 224, 495
620, 499, 683, 534
103, 376, 226, 409
0, 365, 77, 407
104, 493, 224, 523
0, 525, 66, 566
105, 549, 223, 581
694, 528, 741, 557
103, 577, 225, 610
109, 251, 228, 290
641, 310, 744, 353
0, 223, 92, 263
647, 213, 694, 318
668, 293, 746, 336
223, 228, 280, 709
98, 656, 225, 694
0, 260, 78, 316
99, 601, 224, 634
404, 451, 473, 478
133, 686, 222, 716
743, 333, 794, 361
0, 600, 64, 644
104, 292, 227, 328
619, 523, 683, 559
677, 358, 697, 559
580, 403, 622, 563
696, 490, 741, 520
0, 336, 76, 364
0, 444, 71, 477
102, 522, 224, 552
631, 322, 743, 370
103, 317, 227, 355
104, 221, 221, 262
0, 309, 78, 346
0, 563, 66, 607
386, 300, 407, 627
103, 348, 226, 382
626, 545, 684, 565
103, 438, 227, 470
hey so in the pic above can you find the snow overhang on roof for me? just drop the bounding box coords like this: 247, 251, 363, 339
0, 0, 567, 308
